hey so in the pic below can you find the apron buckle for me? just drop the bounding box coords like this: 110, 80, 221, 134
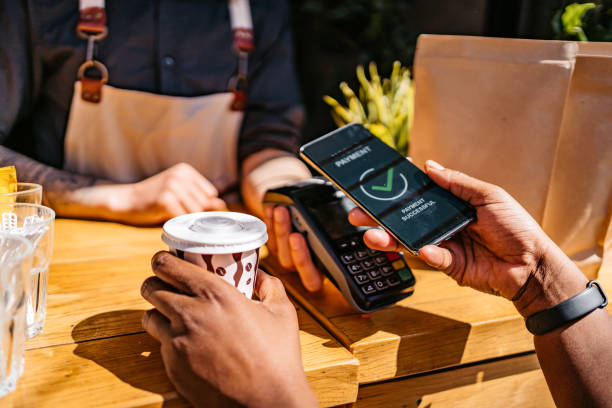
77, 60, 109, 103
228, 74, 248, 111
77, 7, 108, 40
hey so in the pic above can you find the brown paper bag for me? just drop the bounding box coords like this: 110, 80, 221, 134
578, 41, 612, 56
411, 35, 612, 279
411, 35, 577, 221
542, 55, 612, 279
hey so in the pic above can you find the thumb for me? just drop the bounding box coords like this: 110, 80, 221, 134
418, 245, 455, 270
424, 160, 498, 206
254, 269, 290, 307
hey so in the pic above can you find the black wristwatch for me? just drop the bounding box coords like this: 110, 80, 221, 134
525, 280, 608, 336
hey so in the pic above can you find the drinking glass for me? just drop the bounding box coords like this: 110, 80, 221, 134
0, 233, 33, 397
0, 204, 55, 338
0, 183, 42, 204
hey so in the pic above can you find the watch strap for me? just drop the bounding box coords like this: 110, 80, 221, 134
526, 280, 608, 335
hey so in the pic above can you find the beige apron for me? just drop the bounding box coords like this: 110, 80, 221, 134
64, 0, 254, 193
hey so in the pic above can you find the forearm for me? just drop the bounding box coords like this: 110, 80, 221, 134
514, 240, 612, 407
0, 145, 115, 218
241, 148, 311, 217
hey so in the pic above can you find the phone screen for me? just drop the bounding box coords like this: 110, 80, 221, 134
300, 124, 475, 252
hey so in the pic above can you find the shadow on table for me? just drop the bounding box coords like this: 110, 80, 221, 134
263, 258, 473, 377
71, 310, 242, 408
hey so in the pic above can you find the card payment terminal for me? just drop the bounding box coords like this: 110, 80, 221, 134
264, 178, 415, 313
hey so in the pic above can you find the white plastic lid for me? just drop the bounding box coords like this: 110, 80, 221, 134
162, 211, 268, 254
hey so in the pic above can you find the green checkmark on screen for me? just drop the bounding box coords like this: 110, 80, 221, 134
371, 168, 394, 192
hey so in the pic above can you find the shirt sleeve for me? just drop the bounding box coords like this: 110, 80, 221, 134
0, 0, 38, 147
237, 0, 304, 163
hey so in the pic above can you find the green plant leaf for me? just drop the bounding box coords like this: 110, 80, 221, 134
562, 2, 596, 41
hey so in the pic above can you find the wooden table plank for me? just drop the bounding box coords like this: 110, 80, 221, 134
27, 256, 155, 350
8, 219, 359, 407
262, 254, 534, 384
52, 219, 165, 264
355, 353, 554, 408
8, 302, 358, 408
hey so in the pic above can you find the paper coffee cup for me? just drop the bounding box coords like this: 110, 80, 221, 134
162, 212, 268, 299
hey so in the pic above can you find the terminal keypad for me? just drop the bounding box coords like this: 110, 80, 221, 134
337, 235, 413, 297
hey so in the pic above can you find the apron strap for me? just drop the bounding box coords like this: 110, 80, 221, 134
228, 0, 254, 111
76, 0, 108, 103
74, 0, 254, 108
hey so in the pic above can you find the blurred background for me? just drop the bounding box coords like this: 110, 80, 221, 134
291, 0, 610, 141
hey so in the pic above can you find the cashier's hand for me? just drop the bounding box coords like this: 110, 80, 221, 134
349, 160, 553, 300
264, 206, 324, 292
105, 163, 226, 225
140, 252, 318, 408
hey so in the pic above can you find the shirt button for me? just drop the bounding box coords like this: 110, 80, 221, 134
161, 56, 175, 67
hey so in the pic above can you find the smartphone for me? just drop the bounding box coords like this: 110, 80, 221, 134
299, 123, 476, 255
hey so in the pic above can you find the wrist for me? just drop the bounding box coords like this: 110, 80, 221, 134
513, 240, 588, 318
241, 150, 311, 217
271, 377, 317, 408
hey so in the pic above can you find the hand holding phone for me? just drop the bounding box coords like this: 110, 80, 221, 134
348, 158, 574, 305
300, 124, 476, 255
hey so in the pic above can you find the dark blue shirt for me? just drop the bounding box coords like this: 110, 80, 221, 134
0, 0, 303, 169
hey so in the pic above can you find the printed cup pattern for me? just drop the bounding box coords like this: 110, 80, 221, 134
170, 248, 260, 299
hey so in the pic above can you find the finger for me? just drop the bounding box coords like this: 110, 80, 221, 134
186, 190, 226, 211
273, 206, 294, 270
159, 192, 189, 218
264, 206, 278, 253
424, 160, 499, 206
418, 244, 455, 270
203, 197, 227, 211
363, 229, 401, 252
289, 233, 323, 292
178, 187, 205, 214
151, 251, 229, 297
185, 166, 219, 198
142, 309, 172, 343
140, 276, 191, 323
194, 175, 219, 198
348, 207, 379, 227
255, 270, 292, 311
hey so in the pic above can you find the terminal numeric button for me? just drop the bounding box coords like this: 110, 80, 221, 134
355, 249, 369, 260
374, 255, 387, 265
341, 254, 355, 264
380, 267, 394, 277
386, 276, 400, 286
367, 269, 382, 280
374, 280, 388, 290
362, 283, 376, 295
348, 263, 363, 274
354, 273, 369, 284
362, 259, 376, 269
380, 265, 393, 275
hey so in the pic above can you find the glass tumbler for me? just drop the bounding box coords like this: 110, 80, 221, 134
0, 204, 55, 338
0, 183, 42, 204
0, 233, 34, 397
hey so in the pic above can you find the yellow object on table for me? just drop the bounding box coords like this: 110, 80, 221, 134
0, 165, 18, 204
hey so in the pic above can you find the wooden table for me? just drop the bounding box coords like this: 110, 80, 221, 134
2, 219, 359, 408
262, 253, 568, 407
